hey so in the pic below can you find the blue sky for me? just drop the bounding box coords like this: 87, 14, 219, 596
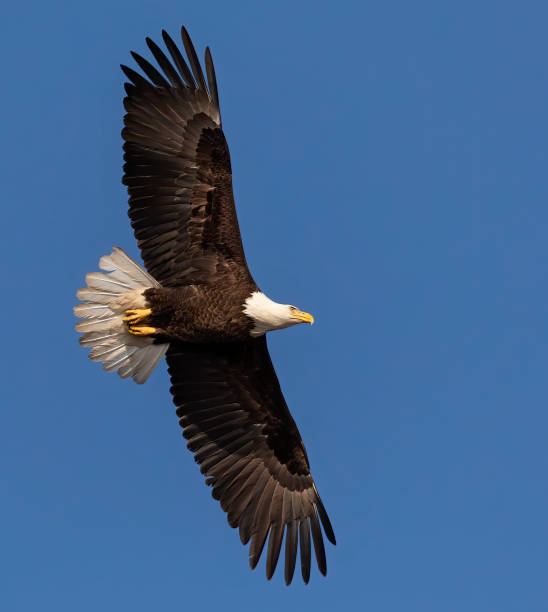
2, 0, 547, 609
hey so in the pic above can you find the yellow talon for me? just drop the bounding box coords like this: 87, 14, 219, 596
123, 308, 152, 325
127, 325, 157, 337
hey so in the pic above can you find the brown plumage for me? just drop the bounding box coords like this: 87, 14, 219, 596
75, 25, 335, 585
167, 338, 335, 583
142, 284, 254, 342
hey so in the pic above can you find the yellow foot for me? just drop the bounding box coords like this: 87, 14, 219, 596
127, 325, 157, 337
123, 308, 152, 325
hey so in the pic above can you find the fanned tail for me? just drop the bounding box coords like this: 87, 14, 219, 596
74, 247, 168, 384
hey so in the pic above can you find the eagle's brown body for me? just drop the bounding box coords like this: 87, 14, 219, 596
144, 281, 256, 342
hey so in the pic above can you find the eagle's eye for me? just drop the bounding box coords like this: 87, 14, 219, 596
289, 306, 297, 311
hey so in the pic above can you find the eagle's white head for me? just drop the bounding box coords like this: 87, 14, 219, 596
243, 291, 314, 337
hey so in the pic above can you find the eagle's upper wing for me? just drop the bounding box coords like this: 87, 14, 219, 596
121, 28, 251, 287
167, 336, 336, 584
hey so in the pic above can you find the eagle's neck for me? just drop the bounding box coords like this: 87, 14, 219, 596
243, 291, 293, 337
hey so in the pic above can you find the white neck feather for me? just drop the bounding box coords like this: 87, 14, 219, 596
243, 291, 294, 337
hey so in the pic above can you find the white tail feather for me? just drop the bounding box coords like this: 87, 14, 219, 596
75, 247, 168, 384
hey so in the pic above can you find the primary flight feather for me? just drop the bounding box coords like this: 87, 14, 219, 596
74, 25, 335, 585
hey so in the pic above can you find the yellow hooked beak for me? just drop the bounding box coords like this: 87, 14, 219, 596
291, 309, 314, 325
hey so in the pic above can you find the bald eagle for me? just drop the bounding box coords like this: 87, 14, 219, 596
74, 26, 335, 584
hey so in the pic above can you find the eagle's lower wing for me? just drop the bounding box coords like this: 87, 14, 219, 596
166, 337, 336, 584
121, 27, 250, 287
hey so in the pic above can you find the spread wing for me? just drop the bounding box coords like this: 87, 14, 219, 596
121, 27, 251, 287
167, 337, 336, 584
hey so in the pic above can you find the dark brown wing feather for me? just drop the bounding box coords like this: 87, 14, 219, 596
167, 336, 336, 584
121, 28, 251, 287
